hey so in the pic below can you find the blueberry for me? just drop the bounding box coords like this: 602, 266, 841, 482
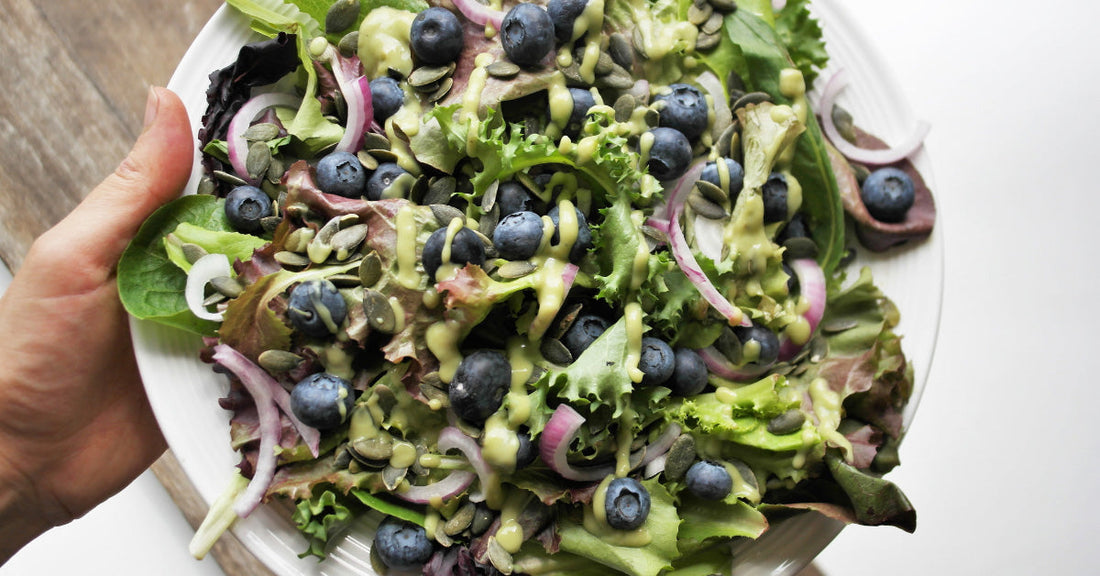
449, 350, 511, 423
290, 373, 355, 430
761, 173, 789, 224
422, 226, 486, 280
373, 517, 434, 571
652, 83, 709, 143
732, 324, 779, 368
315, 151, 367, 198
700, 158, 744, 201
777, 213, 810, 243
410, 7, 464, 65
604, 478, 650, 530
668, 348, 708, 396
561, 87, 595, 138
497, 181, 546, 216
366, 162, 410, 201
493, 211, 544, 260
547, 205, 592, 262
646, 127, 692, 181
287, 279, 347, 339
501, 3, 555, 67
224, 185, 273, 234
860, 167, 915, 223
638, 337, 674, 387
515, 430, 537, 469
369, 76, 404, 122
561, 314, 608, 359
685, 460, 732, 501
546, 0, 587, 43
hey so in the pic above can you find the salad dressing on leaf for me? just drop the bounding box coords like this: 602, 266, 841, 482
585, 475, 652, 547
395, 203, 421, 289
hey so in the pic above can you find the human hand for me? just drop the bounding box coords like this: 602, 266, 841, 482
0, 87, 193, 561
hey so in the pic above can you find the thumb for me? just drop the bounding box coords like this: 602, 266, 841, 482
54, 86, 194, 269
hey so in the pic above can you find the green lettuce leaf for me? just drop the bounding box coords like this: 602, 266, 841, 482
826, 454, 916, 532
164, 222, 268, 274
774, 0, 829, 89
543, 316, 638, 419
285, 0, 428, 43
676, 496, 768, 553
292, 489, 355, 559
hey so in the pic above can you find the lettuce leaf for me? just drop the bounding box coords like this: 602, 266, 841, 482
676, 496, 768, 553
164, 222, 268, 274
774, 0, 829, 89
543, 317, 638, 420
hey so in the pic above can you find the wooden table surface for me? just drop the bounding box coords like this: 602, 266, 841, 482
0, 2, 826, 575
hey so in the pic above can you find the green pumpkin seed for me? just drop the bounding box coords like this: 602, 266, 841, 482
663, 434, 696, 481
425, 176, 457, 205
382, 465, 408, 491
419, 377, 449, 408
334, 446, 354, 469
559, 61, 586, 85
242, 122, 280, 142
688, 188, 728, 220
332, 223, 369, 260
479, 204, 500, 239
210, 276, 244, 298
632, 26, 649, 59
497, 260, 538, 279
362, 132, 391, 152
359, 252, 383, 287
274, 251, 310, 268
481, 180, 500, 212
708, 0, 737, 12
695, 179, 728, 205
701, 10, 724, 34
325, 0, 360, 34
608, 32, 634, 69
732, 91, 772, 113
695, 31, 721, 52
614, 94, 636, 123
594, 51, 616, 76
445, 503, 476, 536
595, 65, 634, 90
351, 435, 393, 462
487, 60, 521, 79
714, 326, 742, 363
356, 149, 379, 171
328, 274, 361, 288
715, 121, 737, 158
689, 0, 714, 25
409, 64, 451, 87
213, 169, 247, 187
809, 336, 828, 363
782, 236, 818, 260
430, 204, 465, 227
641, 224, 668, 246
487, 537, 514, 574
822, 318, 859, 334
261, 215, 282, 234
266, 156, 285, 184
246, 141, 272, 181
197, 176, 217, 196
363, 289, 397, 333
831, 104, 858, 144
202, 292, 226, 308
338, 30, 359, 57
767, 409, 806, 435
369, 148, 400, 165
540, 337, 573, 365
257, 349, 304, 373
181, 243, 208, 265
284, 227, 315, 253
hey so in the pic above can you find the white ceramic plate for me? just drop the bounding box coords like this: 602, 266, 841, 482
134, 1, 943, 574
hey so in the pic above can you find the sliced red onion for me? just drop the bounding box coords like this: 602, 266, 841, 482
227, 93, 302, 183
268, 384, 321, 459
395, 471, 477, 504
335, 73, 373, 153
819, 69, 931, 166
562, 263, 579, 293
637, 423, 681, 468
698, 345, 770, 382
539, 405, 646, 482
212, 345, 283, 518
645, 217, 670, 233
186, 254, 231, 322
666, 162, 746, 327
452, 0, 504, 30
437, 427, 494, 502
695, 71, 731, 138
778, 257, 827, 360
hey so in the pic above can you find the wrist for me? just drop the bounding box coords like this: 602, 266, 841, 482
0, 447, 53, 563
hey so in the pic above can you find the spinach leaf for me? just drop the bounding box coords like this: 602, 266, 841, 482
117, 195, 231, 336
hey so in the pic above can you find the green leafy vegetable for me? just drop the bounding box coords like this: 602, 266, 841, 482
164, 222, 268, 273
774, 0, 829, 88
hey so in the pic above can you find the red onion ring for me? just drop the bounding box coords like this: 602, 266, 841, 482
185, 254, 231, 322
227, 93, 302, 184
698, 345, 771, 382
437, 427, 494, 502
395, 471, 477, 504
452, 0, 504, 30
778, 257, 827, 360
539, 405, 648, 482
562, 263, 579, 293
637, 423, 681, 468
819, 69, 931, 166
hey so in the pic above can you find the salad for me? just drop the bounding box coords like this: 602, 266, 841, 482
118, 0, 936, 574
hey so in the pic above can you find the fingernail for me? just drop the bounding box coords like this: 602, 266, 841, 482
143, 86, 160, 130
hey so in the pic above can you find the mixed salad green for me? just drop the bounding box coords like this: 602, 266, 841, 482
118, 0, 933, 574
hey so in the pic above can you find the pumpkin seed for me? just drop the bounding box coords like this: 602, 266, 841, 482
688, 188, 728, 219
444, 503, 476, 536
497, 260, 538, 279
332, 223, 369, 260
830, 104, 858, 144
608, 32, 634, 69
487, 537, 514, 574
821, 318, 859, 334
430, 204, 465, 227
359, 252, 383, 287
644, 107, 660, 128
708, 0, 737, 12
688, 0, 714, 25
641, 224, 668, 246
470, 504, 494, 536
202, 292, 226, 308
732, 91, 772, 113
285, 227, 315, 253
594, 51, 616, 76
715, 121, 737, 158
549, 302, 584, 340
766, 409, 806, 435
363, 289, 397, 333
369, 148, 400, 165
420, 378, 450, 408
246, 141, 272, 180
197, 176, 217, 196
487, 60, 521, 79
559, 61, 586, 85
242, 122, 280, 142
213, 169, 247, 187
695, 30, 721, 51
338, 30, 359, 57
701, 10, 724, 34
540, 337, 573, 365
427, 77, 454, 103
782, 236, 818, 260
595, 65, 634, 89
362, 132, 391, 152
481, 180, 500, 212
434, 526, 454, 548
328, 274, 361, 288
325, 0, 360, 34
382, 465, 408, 491
663, 434, 696, 481
632, 26, 649, 59
729, 458, 759, 493
851, 162, 871, 184
274, 250, 310, 268
210, 276, 244, 298
424, 176, 456, 205
695, 179, 728, 205
613, 94, 636, 123
266, 156, 285, 184
809, 336, 828, 363
334, 446, 354, 469
479, 204, 500, 239
351, 436, 393, 462
411, 63, 455, 87
258, 349, 304, 373
181, 243, 208, 265
356, 149, 379, 171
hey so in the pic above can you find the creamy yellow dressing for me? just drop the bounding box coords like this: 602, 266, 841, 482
395, 204, 421, 289
809, 377, 853, 460
357, 8, 417, 79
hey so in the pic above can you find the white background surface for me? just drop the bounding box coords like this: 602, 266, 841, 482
3, 0, 1099, 575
